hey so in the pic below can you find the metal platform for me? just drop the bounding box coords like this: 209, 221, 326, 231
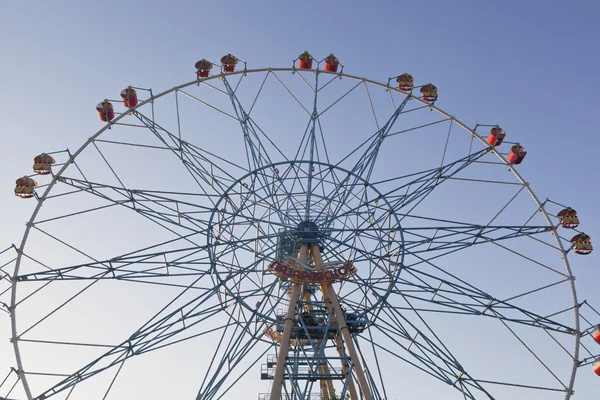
257, 394, 323, 400
261, 355, 349, 381
274, 307, 368, 338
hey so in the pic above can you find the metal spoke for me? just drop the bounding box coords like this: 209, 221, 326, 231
31, 280, 227, 399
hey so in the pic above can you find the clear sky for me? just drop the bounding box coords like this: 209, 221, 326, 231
0, 1, 599, 399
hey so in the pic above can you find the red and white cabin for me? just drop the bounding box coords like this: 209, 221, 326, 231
592, 325, 600, 344
323, 54, 339, 72
297, 51, 313, 70
120, 87, 138, 108
96, 100, 114, 122
507, 144, 527, 164
487, 126, 506, 146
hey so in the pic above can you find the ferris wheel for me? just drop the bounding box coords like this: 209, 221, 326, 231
1, 52, 599, 400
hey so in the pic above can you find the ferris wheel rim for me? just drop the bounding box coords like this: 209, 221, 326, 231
7, 65, 582, 399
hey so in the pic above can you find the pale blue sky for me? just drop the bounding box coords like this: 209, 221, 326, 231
0, 1, 599, 399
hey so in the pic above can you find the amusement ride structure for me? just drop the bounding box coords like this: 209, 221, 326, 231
0, 52, 598, 400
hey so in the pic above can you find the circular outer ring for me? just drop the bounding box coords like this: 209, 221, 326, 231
9, 67, 580, 399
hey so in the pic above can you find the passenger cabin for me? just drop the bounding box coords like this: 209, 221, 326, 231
557, 208, 580, 229
33, 154, 56, 175
297, 51, 313, 69
120, 87, 138, 108
420, 83, 438, 102
323, 54, 339, 72
592, 325, 600, 344
14, 177, 38, 199
487, 126, 506, 146
96, 100, 114, 122
396, 73, 414, 91
570, 233, 593, 255
195, 59, 213, 78
220, 54, 238, 72
508, 144, 527, 164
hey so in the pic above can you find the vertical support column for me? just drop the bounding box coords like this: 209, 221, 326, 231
312, 246, 373, 400
318, 365, 330, 399
314, 245, 358, 400
305, 290, 334, 399
269, 245, 308, 400
321, 364, 336, 397
334, 326, 359, 400
322, 284, 372, 400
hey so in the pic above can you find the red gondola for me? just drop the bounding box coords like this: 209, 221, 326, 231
487, 126, 506, 146
297, 51, 313, 70
96, 100, 114, 122
507, 144, 527, 164
120, 87, 138, 108
594, 358, 600, 376
592, 325, 600, 344
323, 54, 339, 72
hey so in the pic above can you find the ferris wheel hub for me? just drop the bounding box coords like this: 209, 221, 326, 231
295, 220, 320, 243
